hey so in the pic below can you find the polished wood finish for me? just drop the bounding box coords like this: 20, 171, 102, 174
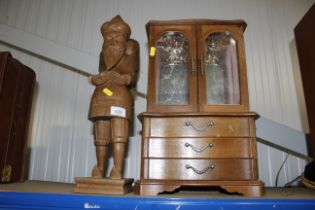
75, 15, 139, 195
147, 116, 254, 137
145, 138, 256, 158
137, 112, 263, 196
146, 19, 249, 113
143, 159, 257, 180
137, 19, 264, 197
135, 180, 264, 197
294, 3, 315, 158
0, 52, 36, 183
74, 177, 133, 195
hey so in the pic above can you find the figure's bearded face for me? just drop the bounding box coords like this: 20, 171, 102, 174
102, 32, 127, 70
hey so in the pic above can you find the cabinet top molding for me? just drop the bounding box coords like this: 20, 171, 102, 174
146, 19, 247, 35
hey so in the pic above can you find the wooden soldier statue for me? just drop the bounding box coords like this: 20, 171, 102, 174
75, 15, 139, 195
89, 15, 139, 179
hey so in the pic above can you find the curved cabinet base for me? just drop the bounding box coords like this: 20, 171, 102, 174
135, 180, 264, 197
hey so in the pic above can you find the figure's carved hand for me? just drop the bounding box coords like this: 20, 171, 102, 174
89, 71, 132, 86
112, 73, 132, 86
90, 74, 104, 86
89, 71, 114, 86
99, 71, 113, 81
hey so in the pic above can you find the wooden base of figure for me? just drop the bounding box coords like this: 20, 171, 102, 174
134, 180, 264, 197
74, 177, 134, 195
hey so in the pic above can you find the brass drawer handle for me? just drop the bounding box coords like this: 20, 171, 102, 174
185, 142, 213, 153
185, 164, 215, 175
185, 120, 214, 132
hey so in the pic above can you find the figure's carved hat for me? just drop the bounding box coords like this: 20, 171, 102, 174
101, 15, 131, 37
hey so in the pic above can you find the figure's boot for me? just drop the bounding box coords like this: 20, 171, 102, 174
91, 120, 111, 178
109, 118, 128, 179
91, 145, 108, 177
110, 142, 125, 179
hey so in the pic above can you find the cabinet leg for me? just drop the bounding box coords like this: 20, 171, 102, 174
221, 182, 265, 197
134, 181, 180, 196
134, 180, 265, 197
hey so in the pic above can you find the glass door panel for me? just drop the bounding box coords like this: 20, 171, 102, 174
155, 32, 189, 105
204, 32, 240, 104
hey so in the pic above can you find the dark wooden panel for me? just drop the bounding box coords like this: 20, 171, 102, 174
295, 3, 315, 158
0, 52, 36, 182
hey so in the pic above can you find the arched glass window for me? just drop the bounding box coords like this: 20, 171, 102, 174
204, 32, 240, 104
155, 32, 189, 105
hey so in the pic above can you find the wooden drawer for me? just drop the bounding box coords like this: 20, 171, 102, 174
144, 138, 255, 158
148, 117, 252, 137
143, 159, 257, 180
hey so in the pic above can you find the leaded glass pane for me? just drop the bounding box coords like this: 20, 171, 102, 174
155, 32, 189, 105
205, 32, 240, 104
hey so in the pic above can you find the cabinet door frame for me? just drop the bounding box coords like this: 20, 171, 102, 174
146, 25, 198, 113
197, 25, 249, 112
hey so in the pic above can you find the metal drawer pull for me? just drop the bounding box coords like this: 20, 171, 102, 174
185, 121, 214, 132
185, 142, 213, 153
185, 164, 215, 175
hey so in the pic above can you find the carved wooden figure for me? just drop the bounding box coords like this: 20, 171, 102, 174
75, 15, 139, 195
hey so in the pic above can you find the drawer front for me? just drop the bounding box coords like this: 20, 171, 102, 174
149, 117, 250, 137
145, 138, 255, 158
143, 159, 257, 180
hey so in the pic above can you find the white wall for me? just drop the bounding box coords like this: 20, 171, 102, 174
0, 0, 314, 186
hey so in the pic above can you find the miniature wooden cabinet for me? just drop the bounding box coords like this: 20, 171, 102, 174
135, 19, 264, 196
146, 19, 249, 113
